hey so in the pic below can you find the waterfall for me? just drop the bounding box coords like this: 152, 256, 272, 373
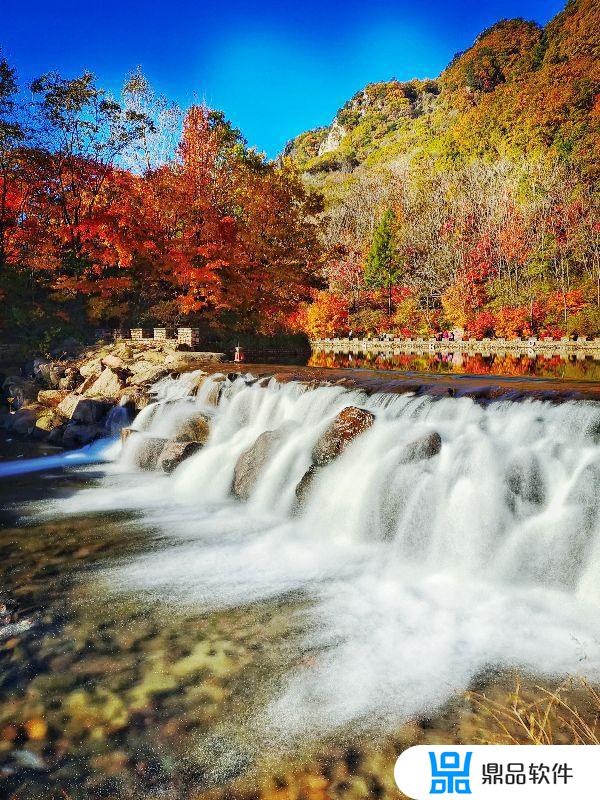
49, 371, 600, 737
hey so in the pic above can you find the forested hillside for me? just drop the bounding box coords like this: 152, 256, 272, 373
0, 0, 599, 348
283, 0, 600, 340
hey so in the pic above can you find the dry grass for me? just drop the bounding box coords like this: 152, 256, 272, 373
468, 676, 600, 745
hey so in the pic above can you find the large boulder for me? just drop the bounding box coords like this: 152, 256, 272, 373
84, 367, 125, 399
72, 398, 112, 424
62, 423, 106, 449
56, 393, 81, 419
233, 425, 291, 500
74, 373, 99, 395
37, 389, 69, 407
127, 361, 170, 387
399, 431, 442, 463
132, 436, 169, 470
101, 354, 129, 374
79, 358, 103, 379
312, 406, 375, 467
173, 412, 211, 444
57, 394, 112, 424
157, 441, 202, 473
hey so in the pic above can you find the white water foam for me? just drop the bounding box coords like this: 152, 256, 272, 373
38, 372, 600, 738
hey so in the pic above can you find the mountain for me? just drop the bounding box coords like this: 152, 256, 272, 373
283, 0, 600, 187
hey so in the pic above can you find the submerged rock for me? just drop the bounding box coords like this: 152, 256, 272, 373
399, 431, 442, 463
157, 440, 202, 473
312, 406, 375, 466
233, 425, 293, 500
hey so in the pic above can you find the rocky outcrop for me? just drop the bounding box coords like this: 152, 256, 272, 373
157, 441, 202, 473
312, 406, 375, 466
1, 339, 224, 450
233, 424, 293, 500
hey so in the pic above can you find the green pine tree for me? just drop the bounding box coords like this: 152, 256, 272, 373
364, 208, 402, 317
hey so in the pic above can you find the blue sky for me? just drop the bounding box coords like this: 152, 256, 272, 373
3, 0, 565, 158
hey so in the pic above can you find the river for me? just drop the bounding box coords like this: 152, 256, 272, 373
2, 368, 600, 798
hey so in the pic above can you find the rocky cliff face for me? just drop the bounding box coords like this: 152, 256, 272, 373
283, 0, 599, 186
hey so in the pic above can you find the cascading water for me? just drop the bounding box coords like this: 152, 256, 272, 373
47, 370, 600, 739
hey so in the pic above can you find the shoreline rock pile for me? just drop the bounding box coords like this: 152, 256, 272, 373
0, 340, 225, 450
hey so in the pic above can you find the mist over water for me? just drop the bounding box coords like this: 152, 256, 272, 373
43, 372, 600, 739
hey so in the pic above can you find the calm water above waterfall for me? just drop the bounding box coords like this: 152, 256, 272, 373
308, 349, 600, 380
2, 371, 600, 797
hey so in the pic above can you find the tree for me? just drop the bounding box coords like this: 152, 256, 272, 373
364, 207, 402, 316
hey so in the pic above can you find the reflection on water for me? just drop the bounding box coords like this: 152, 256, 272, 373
309, 349, 600, 380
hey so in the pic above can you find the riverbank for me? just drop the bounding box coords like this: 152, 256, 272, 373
5, 339, 600, 455
0, 340, 226, 450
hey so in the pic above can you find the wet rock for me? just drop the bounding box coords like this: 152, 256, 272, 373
173, 411, 211, 443
37, 389, 69, 407
47, 424, 67, 446
117, 386, 150, 411
197, 734, 252, 786
84, 367, 125, 398
133, 436, 169, 470
233, 425, 293, 500
62, 422, 106, 448
312, 406, 375, 466
157, 440, 202, 473
294, 464, 320, 509
205, 381, 225, 406
399, 431, 442, 463
120, 426, 137, 445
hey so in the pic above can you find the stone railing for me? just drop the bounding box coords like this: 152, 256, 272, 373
311, 336, 600, 358
95, 328, 200, 348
